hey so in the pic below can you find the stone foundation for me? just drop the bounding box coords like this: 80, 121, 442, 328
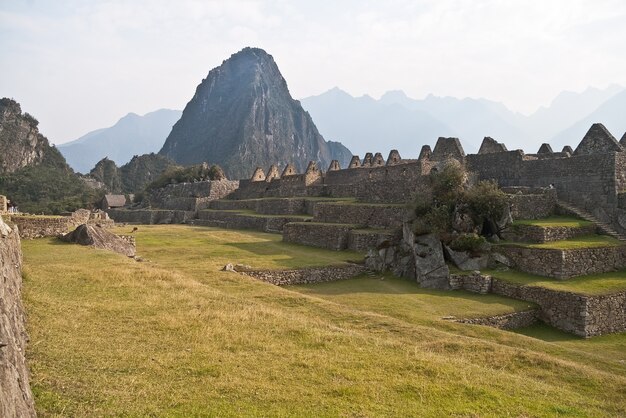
242, 263, 367, 285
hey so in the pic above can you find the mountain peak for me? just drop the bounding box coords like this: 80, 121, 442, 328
159, 49, 352, 179
380, 90, 409, 101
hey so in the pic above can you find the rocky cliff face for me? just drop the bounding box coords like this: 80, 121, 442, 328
89, 153, 176, 194
0, 98, 95, 214
0, 98, 51, 174
159, 47, 352, 179
0, 216, 36, 417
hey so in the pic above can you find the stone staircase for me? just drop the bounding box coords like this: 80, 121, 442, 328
557, 200, 626, 241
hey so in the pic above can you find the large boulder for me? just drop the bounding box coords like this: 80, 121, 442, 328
61, 224, 135, 257
413, 233, 450, 289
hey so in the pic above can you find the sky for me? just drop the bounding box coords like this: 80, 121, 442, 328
1, 0, 626, 144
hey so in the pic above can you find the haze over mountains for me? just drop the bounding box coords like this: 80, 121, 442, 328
300, 84, 626, 157
58, 109, 181, 174
57, 61, 624, 175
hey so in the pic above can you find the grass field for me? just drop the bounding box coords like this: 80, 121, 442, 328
512, 216, 593, 228
22, 225, 626, 416
484, 267, 626, 295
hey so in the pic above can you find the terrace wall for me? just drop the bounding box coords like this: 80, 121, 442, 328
497, 246, 626, 279
9, 215, 71, 239
242, 264, 367, 286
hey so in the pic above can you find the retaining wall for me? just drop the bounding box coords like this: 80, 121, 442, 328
348, 229, 397, 252
283, 222, 357, 250
0, 216, 36, 417
491, 278, 626, 337
242, 264, 367, 285
456, 310, 538, 330
107, 209, 196, 224
9, 215, 71, 239
313, 203, 408, 228
197, 211, 309, 233
502, 224, 597, 243
497, 245, 626, 279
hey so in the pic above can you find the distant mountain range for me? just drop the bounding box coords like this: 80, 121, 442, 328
58, 78, 625, 174
300, 84, 625, 157
58, 109, 182, 173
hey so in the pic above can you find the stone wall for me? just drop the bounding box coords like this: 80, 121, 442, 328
148, 179, 239, 210
241, 263, 367, 285
348, 229, 397, 252
449, 273, 492, 294
469, 151, 621, 230
456, 310, 538, 330
283, 222, 356, 250
196, 211, 306, 233
254, 198, 308, 215
490, 278, 626, 337
505, 188, 557, 220
9, 215, 71, 239
0, 216, 36, 417
501, 224, 597, 243
584, 292, 626, 336
107, 209, 196, 224
446, 272, 626, 337
313, 202, 408, 228
497, 245, 626, 279
231, 160, 431, 204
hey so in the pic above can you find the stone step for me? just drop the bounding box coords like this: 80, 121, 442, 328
557, 200, 626, 241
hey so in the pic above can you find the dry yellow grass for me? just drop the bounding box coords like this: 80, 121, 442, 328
22, 225, 626, 417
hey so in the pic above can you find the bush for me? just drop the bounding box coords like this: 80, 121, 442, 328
464, 180, 509, 225
449, 233, 488, 253
430, 162, 466, 206
409, 164, 508, 238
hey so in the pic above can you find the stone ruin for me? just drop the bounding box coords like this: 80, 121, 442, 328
103, 123, 626, 337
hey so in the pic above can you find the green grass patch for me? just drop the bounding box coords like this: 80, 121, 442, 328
502, 235, 622, 249
200, 209, 313, 220
21, 225, 626, 416
513, 216, 593, 228
484, 268, 626, 295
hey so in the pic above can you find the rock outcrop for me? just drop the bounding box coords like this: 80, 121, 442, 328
0, 98, 93, 214
0, 215, 36, 417
365, 223, 450, 289
61, 224, 136, 257
0, 98, 50, 174
89, 153, 177, 194
159, 47, 352, 179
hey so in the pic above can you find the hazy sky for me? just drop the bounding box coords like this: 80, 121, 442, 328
1, 0, 625, 144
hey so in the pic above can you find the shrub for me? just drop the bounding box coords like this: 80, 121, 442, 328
464, 180, 509, 225
449, 233, 488, 253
